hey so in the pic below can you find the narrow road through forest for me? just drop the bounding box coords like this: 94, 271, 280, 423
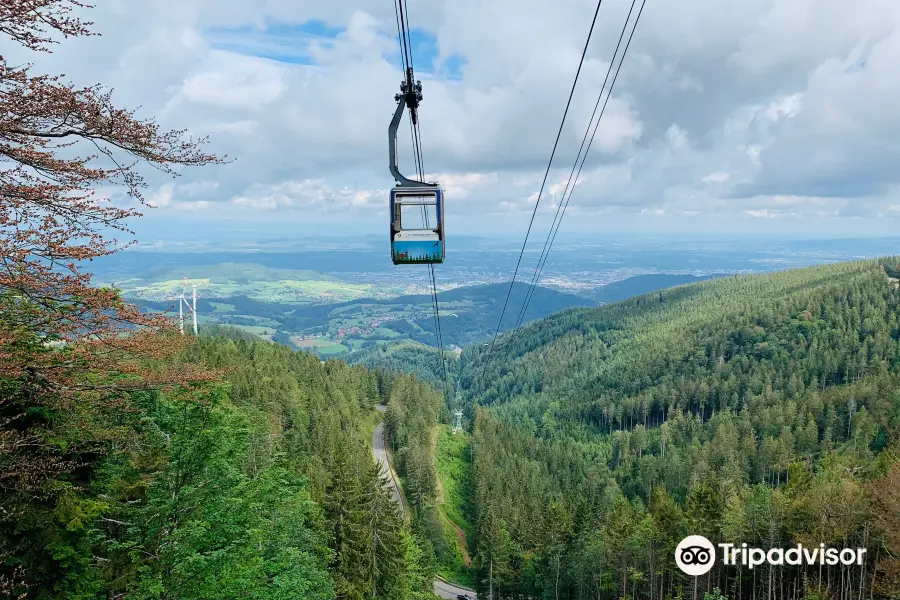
372, 405, 477, 600
372, 419, 405, 512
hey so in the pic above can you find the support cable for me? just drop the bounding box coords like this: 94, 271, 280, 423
515, 0, 645, 328
476, 0, 606, 385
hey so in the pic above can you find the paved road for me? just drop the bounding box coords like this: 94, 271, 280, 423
372, 420, 405, 513
434, 577, 478, 600
372, 405, 477, 600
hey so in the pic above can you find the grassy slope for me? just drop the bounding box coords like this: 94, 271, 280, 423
433, 425, 475, 588
361, 408, 384, 447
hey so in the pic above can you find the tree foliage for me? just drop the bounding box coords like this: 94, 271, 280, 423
462, 260, 900, 600
0, 5, 435, 595
1, 335, 439, 599
1, 3, 225, 594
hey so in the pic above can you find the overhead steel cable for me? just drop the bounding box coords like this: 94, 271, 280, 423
394, 0, 451, 400
476, 0, 606, 383
515, 0, 647, 328
410, 117, 450, 396
400, 0, 415, 67
515, 0, 644, 328
392, 0, 409, 72
395, 0, 412, 71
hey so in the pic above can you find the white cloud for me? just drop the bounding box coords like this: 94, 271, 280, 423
231, 179, 383, 211
179, 180, 221, 196
179, 53, 288, 110
148, 184, 175, 208
7, 0, 898, 237
702, 172, 730, 184
172, 200, 211, 211
426, 172, 498, 199
744, 209, 779, 219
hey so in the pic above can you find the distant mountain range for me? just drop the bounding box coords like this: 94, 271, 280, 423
135, 280, 593, 354
136, 273, 733, 358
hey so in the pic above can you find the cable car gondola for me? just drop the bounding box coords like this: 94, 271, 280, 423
390, 186, 444, 264
388, 69, 444, 265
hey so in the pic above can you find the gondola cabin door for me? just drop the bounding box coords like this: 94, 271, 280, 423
390, 187, 444, 265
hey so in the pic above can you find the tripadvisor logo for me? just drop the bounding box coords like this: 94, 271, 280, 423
676, 536, 716, 576
675, 536, 868, 576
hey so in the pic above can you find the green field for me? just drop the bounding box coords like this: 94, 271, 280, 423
129, 278, 380, 304
209, 302, 236, 313
292, 338, 349, 354
372, 327, 402, 338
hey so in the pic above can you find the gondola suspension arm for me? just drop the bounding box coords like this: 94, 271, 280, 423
389, 67, 438, 189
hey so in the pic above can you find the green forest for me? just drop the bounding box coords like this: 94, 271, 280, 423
1, 328, 441, 599
348, 343, 452, 390
6, 252, 900, 600
452, 259, 900, 600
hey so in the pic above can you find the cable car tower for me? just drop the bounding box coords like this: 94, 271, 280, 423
452, 409, 463, 434
389, 67, 444, 264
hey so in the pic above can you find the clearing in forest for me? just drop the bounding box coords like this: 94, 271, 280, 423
434, 424, 476, 586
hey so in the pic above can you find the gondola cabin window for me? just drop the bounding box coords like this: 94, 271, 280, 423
390, 187, 444, 264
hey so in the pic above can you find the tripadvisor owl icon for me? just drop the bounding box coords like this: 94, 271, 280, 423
676, 535, 716, 576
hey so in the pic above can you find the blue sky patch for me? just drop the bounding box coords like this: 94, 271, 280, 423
207, 20, 342, 65
208, 19, 465, 79
400, 28, 465, 80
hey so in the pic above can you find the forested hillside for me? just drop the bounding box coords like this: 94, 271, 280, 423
346, 342, 453, 389
1, 334, 438, 599
458, 259, 900, 600
406, 282, 594, 348
583, 273, 724, 303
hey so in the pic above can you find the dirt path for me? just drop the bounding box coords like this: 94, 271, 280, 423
453, 521, 471, 566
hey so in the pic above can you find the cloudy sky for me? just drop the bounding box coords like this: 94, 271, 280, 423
16, 0, 900, 240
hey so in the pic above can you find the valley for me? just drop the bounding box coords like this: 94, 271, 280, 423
54, 237, 900, 600
8, 247, 900, 599
345, 258, 900, 599
92, 237, 900, 358
5, 3, 899, 599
